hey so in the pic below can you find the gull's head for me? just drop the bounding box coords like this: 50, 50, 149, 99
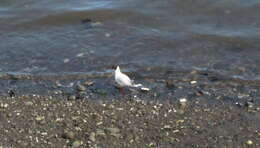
115, 66, 120, 73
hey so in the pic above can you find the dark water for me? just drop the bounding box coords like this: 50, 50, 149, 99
1, 0, 260, 96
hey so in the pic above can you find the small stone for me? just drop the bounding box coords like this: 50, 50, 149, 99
96, 89, 107, 96
55, 81, 62, 87
81, 18, 92, 24
196, 90, 204, 96
76, 84, 86, 91
172, 129, 180, 133
141, 87, 150, 92
7, 113, 12, 117
225, 10, 231, 14
91, 21, 102, 27
163, 125, 171, 129
246, 140, 253, 145
105, 33, 111, 37
176, 120, 185, 124
166, 80, 175, 89
190, 70, 198, 74
62, 131, 75, 140
35, 116, 45, 121
76, 53, 84, 57
54, 90, 62, 95
0, 72, 6, 78
83, 81, 94, 86
68, 95, 76, 100
96, 129, 106, 136
8, 90, 15, 98
245, 101, 254, 109
75, 92, 86, 100
41, 132, 47, 136
89, 132, 96, 142
179, 98, 187, 103
25, 101, 33, 106
96, 122, 103, 126
110, 133, 121, 138
179, 98, 187, 108
0, 103, 8, 108
105, 127, 120, 134
190, 81, 197, 84
72, 140, 82, 148
235, 102, 243, 108
63, 59, 70, 63
208, 76, 219, 82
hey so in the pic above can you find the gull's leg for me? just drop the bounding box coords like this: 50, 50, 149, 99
119, 87, 125, 96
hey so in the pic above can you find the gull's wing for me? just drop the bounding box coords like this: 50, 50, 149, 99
116, 72, 132, 86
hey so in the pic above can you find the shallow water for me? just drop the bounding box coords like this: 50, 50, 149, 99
1, 0, 260, 96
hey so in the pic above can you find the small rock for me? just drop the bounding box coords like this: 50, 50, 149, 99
141, 87, 150, 92
75, 92, 85, 100
179, 98, 187, 107
163, 125, 171, 129
54, 90, 62, 95
68, 95, 76, 100
179, 98, 187, 103
166, 80, 175, 89
0, 103, 8, 108
110, 133, 121, 138
55, 81, 63, 87
235, 102, 243, 108
7, 113, 12, 117
62, 131, 75, 140
0, 72, 6, 78
190, 70, 198, 74
25, 101, 33, 106
91, 21, 102, 27
245, 101, 254, 109
96, 89, 107, 96
81, 18, 92, 24
63, 58, 70, 63
89, 132, 96, 142
105, 33, 111, 37
246, 140, 253, 145
8, 74, 22, 80
105, 127, 120, 134
238, 67, 246, 72
208, 76, 219, 82
76, 53, 84, 57
225, 10, 231, 14
190, 81, 197, 84
196, 90, 204, 96
35, 116, 45, 121
76, 84, 86, 91
83, 81, 94, 86
96, 129, 106, 136
8, 90, 15, 98
72, 140, 82, 148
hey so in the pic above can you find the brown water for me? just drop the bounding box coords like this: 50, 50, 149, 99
1, 0, 260, 96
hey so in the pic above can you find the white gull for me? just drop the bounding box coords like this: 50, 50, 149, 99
114, 66, 143, 94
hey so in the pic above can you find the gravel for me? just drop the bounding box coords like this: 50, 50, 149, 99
0, 96, 259, 147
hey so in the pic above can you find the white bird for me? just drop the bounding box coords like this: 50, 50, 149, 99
114, 66, 142, 95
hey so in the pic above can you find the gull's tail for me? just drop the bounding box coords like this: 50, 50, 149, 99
131, 81, 150, 91
132, 83, 143, 87
130, 80, 143, 88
